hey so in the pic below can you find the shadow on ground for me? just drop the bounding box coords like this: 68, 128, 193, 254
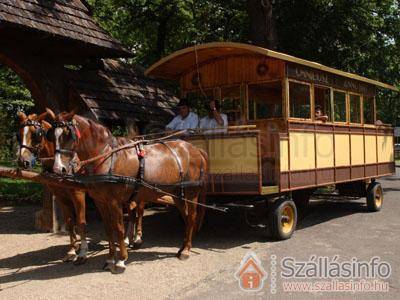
0, 195, 372, 284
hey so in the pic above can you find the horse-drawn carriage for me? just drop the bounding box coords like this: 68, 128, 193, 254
11, 42, 397, 273
146, 42, 397, 240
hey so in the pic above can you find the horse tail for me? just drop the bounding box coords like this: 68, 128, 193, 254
196, 149, 208, 233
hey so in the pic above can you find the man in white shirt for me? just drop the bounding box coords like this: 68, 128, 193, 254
200, 100, 228, 134
166, 98, 199, 131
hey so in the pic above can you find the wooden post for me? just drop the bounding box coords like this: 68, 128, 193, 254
35, 188, 61, 232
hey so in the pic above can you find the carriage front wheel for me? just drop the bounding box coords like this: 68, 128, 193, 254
268, 197, 297, 240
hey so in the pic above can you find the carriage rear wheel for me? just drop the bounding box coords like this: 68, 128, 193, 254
366, 182, 383, 212
268, 197, 297, 240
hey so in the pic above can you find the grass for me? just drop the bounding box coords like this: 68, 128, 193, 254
0, 161, 43, 204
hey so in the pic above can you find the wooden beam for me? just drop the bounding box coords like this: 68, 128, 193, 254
0, 166, 86, 191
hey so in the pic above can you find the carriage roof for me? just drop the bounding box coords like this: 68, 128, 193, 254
145, 42, 398, 92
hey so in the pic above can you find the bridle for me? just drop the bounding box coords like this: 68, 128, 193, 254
17, 119, 44, 160
52, 120, 82, 173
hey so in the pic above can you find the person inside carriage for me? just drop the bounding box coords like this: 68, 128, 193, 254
166, 98, 199, 131
315, 105, 329, 122
199, 100, 228, 134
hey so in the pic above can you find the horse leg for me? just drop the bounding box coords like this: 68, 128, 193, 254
71, 190, 88, 265
95, 201, 116, 271
124, 201, 136, 247
110, 199, 128, 274
57, 199, 78, 262
132, 200, 145, 249
176, 192, 198, 261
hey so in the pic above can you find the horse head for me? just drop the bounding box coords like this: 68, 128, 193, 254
16, 110, 50, 169
46, 109, 81, 175
49, 110, 114, 175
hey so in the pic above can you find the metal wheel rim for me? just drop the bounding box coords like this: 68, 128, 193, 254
375, 186, 383, 208
281, 205, 295, 234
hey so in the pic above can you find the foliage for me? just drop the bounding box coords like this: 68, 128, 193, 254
0, 65, 35, 162
88, 0, 399, 123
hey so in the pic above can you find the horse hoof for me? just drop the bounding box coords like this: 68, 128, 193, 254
178, 250, 190, 261
73, 256, 87, 266
131, 239, 143, 250
102, 260, 115, 271
111, 261, 126, 274
62, 253, 77, 263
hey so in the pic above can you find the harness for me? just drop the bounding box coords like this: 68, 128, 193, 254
47, 122, 224, 212
17, 120, 43, 154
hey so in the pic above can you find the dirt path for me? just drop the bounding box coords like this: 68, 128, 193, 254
0, 171, 399, 299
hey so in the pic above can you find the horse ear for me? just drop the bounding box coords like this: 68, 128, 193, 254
42, 120, 52, 130
37, 111, 48, 122
17, 111, 27, 122
46, 108, 56, 121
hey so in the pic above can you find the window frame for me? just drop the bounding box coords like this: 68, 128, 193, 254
313, 84, 333, 123
288, 79, 312, 121
247, 79, 284, 121
362, 95, 376, 126
332, 88, 349, 124
348, 92, 363, 125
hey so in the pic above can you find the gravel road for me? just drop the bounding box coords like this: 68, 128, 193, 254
0, 169, 399, 299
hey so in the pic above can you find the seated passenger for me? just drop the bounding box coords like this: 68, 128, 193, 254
315, 105, 328, 122
200, 100, 228, 134
166, 98, 199, 131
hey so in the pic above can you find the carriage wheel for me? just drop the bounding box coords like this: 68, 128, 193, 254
366, 182, 383, 212
268, 197, 297, 240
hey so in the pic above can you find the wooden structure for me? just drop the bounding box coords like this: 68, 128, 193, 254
146, 42, 397, 195
146, 42, 397, 239
0, 0, 178, 231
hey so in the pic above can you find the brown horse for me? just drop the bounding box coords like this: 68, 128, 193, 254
16, 111, 88, 264
48, 110, 208, 273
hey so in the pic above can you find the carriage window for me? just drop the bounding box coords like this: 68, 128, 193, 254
314, 86, 332, 122
350, 94, 361, 123
221, 86, 243, 124
333, 91, 347, 122
289, 82, 311, 119
363, 96, 375, 124
248, 81, 282, 120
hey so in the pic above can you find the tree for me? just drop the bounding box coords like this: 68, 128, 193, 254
248, 0, 278, 49
0, 65, 35, 161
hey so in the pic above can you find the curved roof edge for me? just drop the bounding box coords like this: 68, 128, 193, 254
145, 42, 398, 92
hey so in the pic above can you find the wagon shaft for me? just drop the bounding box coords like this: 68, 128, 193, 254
0, 166, 86, 191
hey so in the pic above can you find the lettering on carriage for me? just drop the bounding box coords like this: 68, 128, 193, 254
290, 66, 329, 85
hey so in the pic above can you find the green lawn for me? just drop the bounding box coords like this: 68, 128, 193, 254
0, 161, 43, 204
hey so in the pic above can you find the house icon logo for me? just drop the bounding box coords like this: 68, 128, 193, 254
235, 251, 267, 292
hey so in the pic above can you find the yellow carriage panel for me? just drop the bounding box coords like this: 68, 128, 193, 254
365, 135, 377, 164
280, 139, 289, 172
289, 132, 315, 171
316, 133, 334, 168
351, 135, 365, 165
377, 135, 394, 163
335, 134, 350, 166
189, 136, 259, 174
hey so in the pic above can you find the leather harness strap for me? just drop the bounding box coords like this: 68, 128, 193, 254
158, 141, 187, 203
126, 142, 146, 205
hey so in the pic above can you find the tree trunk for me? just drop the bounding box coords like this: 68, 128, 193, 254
248, 0, 278, 50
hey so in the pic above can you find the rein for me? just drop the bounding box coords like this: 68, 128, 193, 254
72, 129, 188, 172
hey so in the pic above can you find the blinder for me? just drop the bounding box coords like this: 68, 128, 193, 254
18, 119, 44, 154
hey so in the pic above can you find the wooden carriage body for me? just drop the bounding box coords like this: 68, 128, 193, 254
146, 42, 397, 196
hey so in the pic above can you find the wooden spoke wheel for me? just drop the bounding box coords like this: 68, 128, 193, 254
366, 182, 383, 212
268, 198, 297, 240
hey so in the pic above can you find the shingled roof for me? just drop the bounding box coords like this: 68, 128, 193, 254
67, 59, 179, 124
0, 0, 130, 57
